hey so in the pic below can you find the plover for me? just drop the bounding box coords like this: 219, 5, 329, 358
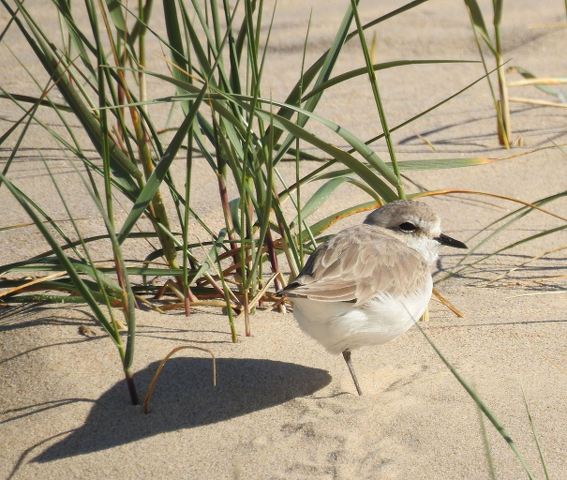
279, 200, 467, 395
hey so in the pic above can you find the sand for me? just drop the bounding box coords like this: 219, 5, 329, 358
1, 1, 566, 479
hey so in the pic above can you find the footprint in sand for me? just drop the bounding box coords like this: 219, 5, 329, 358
334, 363, 429, 396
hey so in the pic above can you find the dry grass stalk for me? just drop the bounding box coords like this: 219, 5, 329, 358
143, 345, 217, 414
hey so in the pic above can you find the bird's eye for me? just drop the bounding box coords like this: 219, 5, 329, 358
399, 222, 417, 232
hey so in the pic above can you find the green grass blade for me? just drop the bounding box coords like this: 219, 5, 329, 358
255, 101, 399, 188
3, 0, 143, 186
415, 321, 535, 479
354, 0, 430, 32
0, 91, 72, 111
291, 177, 348, 227
493, 0, 503, 27
447, 191, 567, 277
53, 0, 96, 75
0, 97, 41, 188
0, 1, 19, 42
358, 63, 504, 150
303, 59, 477, 101
163, 0, 190, 87
189, 229, 228, 286
277, 0, 432, 122
510, 66, 567, 102
255, 109, 397, 201
467, 191, 566, 249
476, 402, 497, 480
305, 200, 379, 240
0, 173, 120, 344
521, 387, 550, 480
467, 224, 567, 271
463, 0, 496, 53
104, 0, 127, 33
265, 0, 357, 163
129, 0, 155, 45
312, 157, 494, 180
118, 83, 207, 242
351, 0, 403, 197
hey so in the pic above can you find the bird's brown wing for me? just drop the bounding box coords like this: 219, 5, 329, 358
283, 224, 429, 304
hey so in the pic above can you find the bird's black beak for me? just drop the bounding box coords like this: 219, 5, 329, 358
435, 233, 467, 249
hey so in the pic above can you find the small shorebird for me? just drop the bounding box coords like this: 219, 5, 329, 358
279, 200, 467, 395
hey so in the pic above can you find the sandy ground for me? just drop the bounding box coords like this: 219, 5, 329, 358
1, 0, 567, 479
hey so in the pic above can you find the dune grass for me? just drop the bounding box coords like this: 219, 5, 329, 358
464, 0, 512, 148
1, 0, 489, 336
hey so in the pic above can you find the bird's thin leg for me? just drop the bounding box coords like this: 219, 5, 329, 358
342, 349, 363, 396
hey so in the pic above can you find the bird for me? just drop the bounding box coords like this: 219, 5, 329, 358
279, 200, 467, 395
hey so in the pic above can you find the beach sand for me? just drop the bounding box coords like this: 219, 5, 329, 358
1, 1, 566, 478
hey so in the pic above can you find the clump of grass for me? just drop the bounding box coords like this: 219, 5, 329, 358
463, 2, 567, 146
0, 0, 486, 328
464, 0, 511, 148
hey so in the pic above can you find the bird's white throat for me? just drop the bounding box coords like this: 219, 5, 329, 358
403, 235, 440, 266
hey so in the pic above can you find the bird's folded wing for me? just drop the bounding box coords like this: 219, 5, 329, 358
283, 225, 429, 304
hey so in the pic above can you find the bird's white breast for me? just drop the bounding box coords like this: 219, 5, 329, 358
291, 276, 432, 354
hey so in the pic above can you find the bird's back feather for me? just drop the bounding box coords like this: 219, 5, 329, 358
282, 224, 430, 305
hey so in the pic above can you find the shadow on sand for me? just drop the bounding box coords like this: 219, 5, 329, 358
34, 357, 331, 462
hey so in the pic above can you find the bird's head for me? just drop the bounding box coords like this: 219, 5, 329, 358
364, 200, 467, 264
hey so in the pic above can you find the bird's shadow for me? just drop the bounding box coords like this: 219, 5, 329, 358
33, 357, 331, 463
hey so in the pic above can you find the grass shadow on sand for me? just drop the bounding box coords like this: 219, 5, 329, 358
33, 357, 331, 462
